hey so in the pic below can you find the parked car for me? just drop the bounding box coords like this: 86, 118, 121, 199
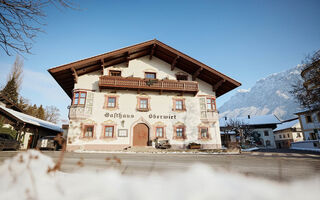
0, 133, 20, 151
36, 135, 64, 151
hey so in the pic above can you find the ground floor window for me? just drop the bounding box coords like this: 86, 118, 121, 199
156, 127, 164, 138
173, 125, 186, 139
84, 125, 94, 138
104, 126, 114, 137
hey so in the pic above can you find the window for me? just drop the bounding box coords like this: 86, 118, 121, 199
279, 135, 282, 139
109, 70, 121, 76
200, 128, 209, 139
176, 127, 184, 137
283, 134, 286, 138
156, 127, 164, 138
306, 115, 313, 123
137, 97, 150, 111
140, 99, 148, 109
173, 98, 186, 111
104, 126, 114, 137
317, 112, 320, 122
297, 132, 301, 138
173, 125, 186, 140
107, 97, 116, 108
73, 91, 87, 105
145, 72, 156, 79
287, 134, 290, 138
175, 100, 183, 110
264, 131, 269, 137
206, 98, 216, 110
84, 126, 94, 138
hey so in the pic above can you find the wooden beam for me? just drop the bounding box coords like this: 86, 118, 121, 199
171, 56, 179, 71
71, 67, 78, 83
212, 79, 225, 92
149, 44, 156, 60
126, 52, 130, 67
101, 59, 105, 75
192, 67, 203, 81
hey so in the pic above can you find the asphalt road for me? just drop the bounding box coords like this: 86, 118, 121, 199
1, 150, 320, 182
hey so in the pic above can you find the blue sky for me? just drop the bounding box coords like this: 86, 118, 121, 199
0, 0, 319, 124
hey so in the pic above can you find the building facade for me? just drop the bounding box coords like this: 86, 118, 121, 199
296, 110, 320, 141
220, 115, 280, 149
49, 39, 241, 151
273, 119, 303, 149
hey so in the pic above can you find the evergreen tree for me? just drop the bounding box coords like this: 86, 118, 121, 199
36, 105, 45, 120
1, 77, 19, 104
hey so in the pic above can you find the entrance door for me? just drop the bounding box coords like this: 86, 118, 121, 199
133, 123, 149, 146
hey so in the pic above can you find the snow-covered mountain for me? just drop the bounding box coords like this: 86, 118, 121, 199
219, 65, 303, 120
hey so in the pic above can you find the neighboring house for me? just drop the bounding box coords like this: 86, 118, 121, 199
0, 105, 62, 149
295, 110, 320, 141
220, 114, 280, 149
273, 119, 303, 149
48, 39, 241, 151
220, 131, 237, 148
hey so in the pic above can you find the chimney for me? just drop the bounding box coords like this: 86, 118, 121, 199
248, 115, 250, 119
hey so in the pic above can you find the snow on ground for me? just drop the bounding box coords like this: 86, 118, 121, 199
1, 150, 320, 200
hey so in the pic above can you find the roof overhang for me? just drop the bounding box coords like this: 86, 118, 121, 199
48, 39, 241, 98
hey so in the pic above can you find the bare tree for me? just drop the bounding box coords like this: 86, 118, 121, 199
44, 105, 60, 124
0, 0, 76, 55
291, 50, 320, 110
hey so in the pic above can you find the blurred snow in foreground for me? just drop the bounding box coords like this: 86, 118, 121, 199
0, 150, 319, 200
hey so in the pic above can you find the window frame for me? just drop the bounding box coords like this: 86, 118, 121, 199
73, 91, 87, 106
109, 70, 122, 77
173, 125, 186, 140
136, 96, 150, 111
206, 97, 216, 111
199, 127, 210, 140
83, 125, 94, 138
144, 72, 156, 79
107, 97, 116, 108
264, 130, 269, 137
155, 127, 164, 138
104, 126, 114, 138
172, 98, 186, 112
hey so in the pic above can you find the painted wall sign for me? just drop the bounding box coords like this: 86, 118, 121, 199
148, 113, 176, 119
105, 112, 134, 119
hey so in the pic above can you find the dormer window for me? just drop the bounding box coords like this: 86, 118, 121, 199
145, 72, 156, 79
109, 70, 121, 76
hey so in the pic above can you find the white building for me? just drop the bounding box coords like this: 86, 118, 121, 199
220, 115, 280, 149
273, 119, 303, 149
48, 39, 241, 151
295, 110, 320, 141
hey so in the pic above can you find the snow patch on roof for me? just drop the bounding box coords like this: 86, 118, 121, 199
274, 119, 300, 132
0, 105, 62, 132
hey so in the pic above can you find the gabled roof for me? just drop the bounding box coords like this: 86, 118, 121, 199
220, 114, 281, 127
0, 105, 62, 132
274, 119, 300, 132
48, 39, 241, 98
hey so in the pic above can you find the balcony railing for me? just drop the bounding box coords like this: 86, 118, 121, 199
99, 76, 199, 94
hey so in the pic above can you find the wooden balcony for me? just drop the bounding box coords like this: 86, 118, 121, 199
99, 76, 198, 94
